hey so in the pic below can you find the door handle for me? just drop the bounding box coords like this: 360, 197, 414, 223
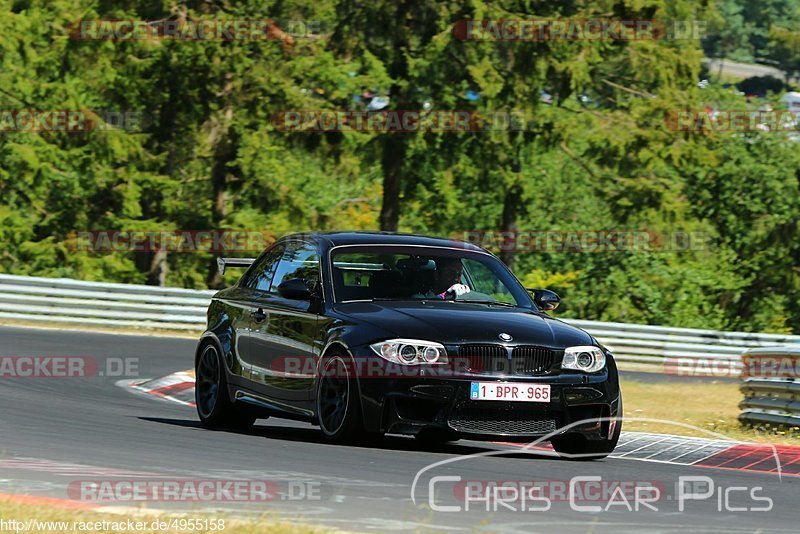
252, 307, 267, 323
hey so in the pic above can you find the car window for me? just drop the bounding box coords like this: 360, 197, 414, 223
330, 247, 530, 306
462, 258, 516, 305
270, 241, 320, 294
242, 244, 285, 291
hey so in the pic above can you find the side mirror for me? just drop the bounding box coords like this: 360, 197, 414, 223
277, 278, 313, 300
528, 288, 560, 311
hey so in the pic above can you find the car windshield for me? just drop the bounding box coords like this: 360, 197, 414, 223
330, 245, 531, 307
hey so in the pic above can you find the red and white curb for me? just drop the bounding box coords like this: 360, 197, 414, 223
119, 370, 800, 477
117, 370, 195, 407
502, 432, 800, 477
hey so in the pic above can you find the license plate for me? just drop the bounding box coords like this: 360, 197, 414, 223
470, 382, 550, 402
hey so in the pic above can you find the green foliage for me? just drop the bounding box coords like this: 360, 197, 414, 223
703, 0, 800, 69
1, 0, 800, 334
768, 25, 800, 80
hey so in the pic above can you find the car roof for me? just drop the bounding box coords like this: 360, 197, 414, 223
282, 231, 487, 252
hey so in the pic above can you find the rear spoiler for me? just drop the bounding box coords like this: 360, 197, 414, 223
217, 257, 255, 275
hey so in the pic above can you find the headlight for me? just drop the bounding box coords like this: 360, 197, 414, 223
562, 346, 606, 373
369, 339, 448, 365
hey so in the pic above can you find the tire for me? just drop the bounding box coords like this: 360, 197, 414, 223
195, 342, 256, 430
551, 397, 623, 460
414, 429, 459, 447
316, 352, 369, 444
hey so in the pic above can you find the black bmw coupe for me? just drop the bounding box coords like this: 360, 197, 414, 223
195, 232, 621, 458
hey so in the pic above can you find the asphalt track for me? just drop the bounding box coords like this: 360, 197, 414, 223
0, 325, 797, 532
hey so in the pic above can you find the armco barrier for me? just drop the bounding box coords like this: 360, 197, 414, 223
739, 346, 800, 426
1, 273, 799, 371
0, 273, 214, 331
562, 319, 800, 373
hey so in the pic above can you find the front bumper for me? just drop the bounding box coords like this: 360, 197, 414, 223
356, 358, 620, 441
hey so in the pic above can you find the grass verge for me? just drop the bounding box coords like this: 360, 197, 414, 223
621, 377, 800, 445
0, 496, 332, 534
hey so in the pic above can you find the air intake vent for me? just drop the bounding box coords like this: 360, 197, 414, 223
512, 346, 556, 374
458, 344, 557, 375
449, 404, 557, 435
459, 344, 507, 373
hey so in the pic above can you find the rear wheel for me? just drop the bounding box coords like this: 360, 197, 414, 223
551, 397, 622, 460
195, 343, 256, 430
317, 352, 372, 444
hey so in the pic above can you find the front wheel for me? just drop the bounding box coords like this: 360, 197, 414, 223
317, 353, 369, 444
195, 343, 256, 430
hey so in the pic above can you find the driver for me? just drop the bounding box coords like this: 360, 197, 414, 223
427, 257, 471, 299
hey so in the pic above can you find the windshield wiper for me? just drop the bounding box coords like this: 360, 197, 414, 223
370, 297, 424, 302
451, 299, 518, 307
368, 297, 517, 307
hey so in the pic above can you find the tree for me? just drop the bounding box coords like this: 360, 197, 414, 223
767, 25, 800, 82
702, 0, 751, 68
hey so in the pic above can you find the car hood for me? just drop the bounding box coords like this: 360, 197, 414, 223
333, 301, 593, 348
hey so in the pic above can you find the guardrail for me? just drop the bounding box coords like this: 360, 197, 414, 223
1, 273, 799, 372
563, 319, 800, 373
0, 273, 214, 331
739, 347, 800, 426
